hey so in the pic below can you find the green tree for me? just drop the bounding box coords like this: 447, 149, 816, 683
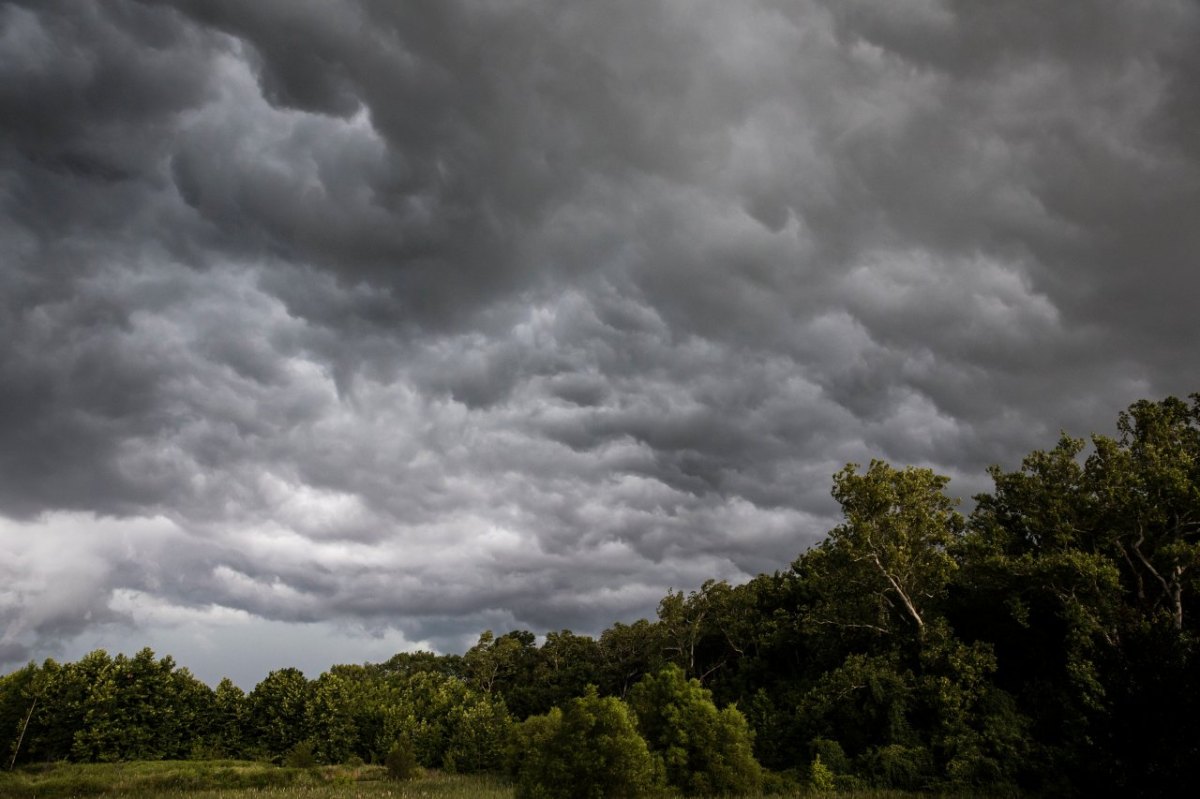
797, 651, 918, 766
820, 461, 963, 638
657, 580, 759, 686
93, 648, 207, 760
533, 630, 603, 713
598, 620, 665, 699
377, 650, 464, 679
511, 687, 661, 799
628, 665, 761, 795
963, 434, 1125, 712
442, 688, 513, 773
64, 650, 120, 762
22, 657, 78, 761
464, 630, 540, 718
961, 395, 1200, 794
306, 670, 361, 763
247, 668, 312, 762
12, 649, 217, 763
391, 670, 512, 772
170, 666, 214, 758
916, 629, 1029, 788
0, 663, 39, 768
658, 588, 710, 678
1087, 395, 1200, 630
207, 678, 249, 758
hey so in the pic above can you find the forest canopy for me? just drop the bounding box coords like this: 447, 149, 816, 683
3, 394, 1198, 797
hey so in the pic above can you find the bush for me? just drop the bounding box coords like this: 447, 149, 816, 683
858, 743, 933, 790
628, 666, 762, 796
511, 688, 661, 799
385, 738, 421, 781
808, 738, 850, 775
809, 754, 835, 791
759, 769, 803, 795
284, 740, 318, 769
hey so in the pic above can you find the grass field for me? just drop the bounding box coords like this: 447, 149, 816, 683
0, 760, 968, 798
0, 760, 517, 798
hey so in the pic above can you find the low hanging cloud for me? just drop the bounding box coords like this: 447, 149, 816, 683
1, 0, 1198, 685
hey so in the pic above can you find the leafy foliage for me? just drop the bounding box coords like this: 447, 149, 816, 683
384, 737, 420, 780
820, 461, 963, 638
510, 688, 661, 799
247, 668, 312, 762
628, 665, 761, 795
283, 740, 318, 769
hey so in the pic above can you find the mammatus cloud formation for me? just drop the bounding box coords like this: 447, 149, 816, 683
2, 0, 1197, 686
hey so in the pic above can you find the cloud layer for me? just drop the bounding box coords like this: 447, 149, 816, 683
2, 0, 1197, 685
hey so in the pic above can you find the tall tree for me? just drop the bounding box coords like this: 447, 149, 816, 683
207, 678, 248, 758
463, 630, 539, 718
247, 668, 312, 761
0, 663, 39, 768
598, 620, 665, 699
534, 630, 603, 712
1087, 395, 1200, 630
816, 461, 963, 639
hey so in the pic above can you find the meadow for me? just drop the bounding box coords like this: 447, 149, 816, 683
0, 760, 508, 799
0, 760, 954, 799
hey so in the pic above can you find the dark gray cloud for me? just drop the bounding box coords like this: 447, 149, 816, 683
2, 0, 1198, 686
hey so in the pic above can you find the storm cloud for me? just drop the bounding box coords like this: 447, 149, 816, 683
2, 0, 1198, 686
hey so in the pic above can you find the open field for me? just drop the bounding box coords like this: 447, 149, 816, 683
0, 760, 972, 799
0, 760, 510, 799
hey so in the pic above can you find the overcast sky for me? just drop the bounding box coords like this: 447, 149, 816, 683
2, 0, 1198, 688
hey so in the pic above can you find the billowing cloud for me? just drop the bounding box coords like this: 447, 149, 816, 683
1, 0, 1197, 686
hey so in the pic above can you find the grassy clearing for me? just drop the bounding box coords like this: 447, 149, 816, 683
0, 761, 513, 799
0, 761, 977, 798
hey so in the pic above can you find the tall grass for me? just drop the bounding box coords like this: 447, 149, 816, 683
0, 759, 385, 798
0, 761, 985, 798
0, 760, 524, 798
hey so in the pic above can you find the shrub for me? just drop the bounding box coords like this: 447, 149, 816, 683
808, 738, 850, 775
858, 743, 933, 789
809, 754, 835, 791
759, 769, 804, 795
511, 688, 661, 799
284, 740, 318, 769
628, 665, 762, 796
385, 738, 421, 781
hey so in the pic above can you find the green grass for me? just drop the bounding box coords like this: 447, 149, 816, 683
0, 761, 514, 799
0, 761, 988, 798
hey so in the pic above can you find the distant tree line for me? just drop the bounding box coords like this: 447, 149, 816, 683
2, 394, 1198, 797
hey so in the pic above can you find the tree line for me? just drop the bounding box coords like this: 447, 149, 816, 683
2, 394, 1198, 796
